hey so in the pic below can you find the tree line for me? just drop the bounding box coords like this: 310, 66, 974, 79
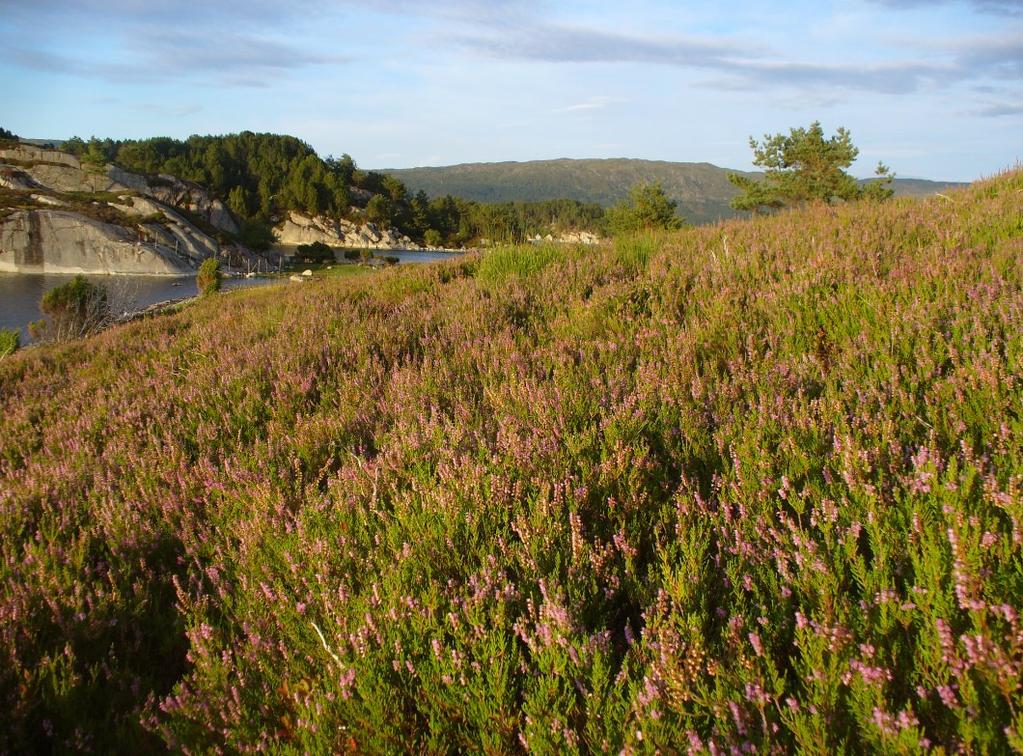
59, 132, 612, 248
45, 123, 895, 248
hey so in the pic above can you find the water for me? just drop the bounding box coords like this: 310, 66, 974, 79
0, 250, 462, 342
0, 273, 268, 342
374, 250, 462, 264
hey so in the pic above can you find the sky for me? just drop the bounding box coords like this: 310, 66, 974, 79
0, 1, 1020, 181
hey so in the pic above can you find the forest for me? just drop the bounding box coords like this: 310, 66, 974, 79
60, 133, 610, 247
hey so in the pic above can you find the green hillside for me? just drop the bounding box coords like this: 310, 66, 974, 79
384, 158, 965, 224
1, 170, 1021, 752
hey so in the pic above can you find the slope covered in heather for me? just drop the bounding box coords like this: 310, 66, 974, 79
1, 171, 1021, 752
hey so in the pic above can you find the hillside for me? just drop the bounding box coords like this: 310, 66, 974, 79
1, 171, 1022, 751
0, 143, 242, 275
46, 133, 612, 247
383, 158, 965, 224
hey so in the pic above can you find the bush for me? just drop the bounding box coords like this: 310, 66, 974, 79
30, 275, 110, 342
343, 249, 360, 261
0, 328, 18, 357
384, 256, 399, 265
237, 220, 275, 251
196, 258, 222, 297
296, 241, 334, 264
606, 183, 684, 235
423, 229, 443, 247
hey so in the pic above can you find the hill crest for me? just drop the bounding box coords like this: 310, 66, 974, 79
383, 157, 964, 225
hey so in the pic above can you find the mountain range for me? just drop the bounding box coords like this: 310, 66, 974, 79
383, 158, 965, 225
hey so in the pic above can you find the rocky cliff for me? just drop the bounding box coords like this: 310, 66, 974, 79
0, 144, 233, 275
275, 211, 419, 251
0, 145, 239, 235
0, 142, 433, 274
0, 209, 195, 275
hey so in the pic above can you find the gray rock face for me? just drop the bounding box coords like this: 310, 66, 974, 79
275, 211, 419, 252
1, 145, 240, 234
0, 166, 38, 191
0, 210, 194, 275
0, 144, 244, 275
22, 162, 126, 194
143, 175, 239, 235
0, 146, 81, 168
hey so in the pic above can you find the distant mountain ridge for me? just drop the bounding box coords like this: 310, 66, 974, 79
383, 158, 966, 225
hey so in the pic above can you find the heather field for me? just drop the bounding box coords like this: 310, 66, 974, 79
2, 171, 1023, 753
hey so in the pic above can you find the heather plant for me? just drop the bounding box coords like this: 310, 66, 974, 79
1, 170, 1022, 752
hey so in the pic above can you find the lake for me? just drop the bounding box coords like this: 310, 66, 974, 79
0, 250, 462, 342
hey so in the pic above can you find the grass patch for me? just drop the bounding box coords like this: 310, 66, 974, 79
475, 243, 563, 286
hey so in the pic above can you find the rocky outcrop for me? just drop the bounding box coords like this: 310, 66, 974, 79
530, 231, 601, 245
0, 144, 245, 275
0, 166, 39, 191
142, 175, 239, 235
275, 211, 418, 252
0, 210, 194, 275
19, 162, 126, 194
0, 145, 239, 234
0, 146, 80, 168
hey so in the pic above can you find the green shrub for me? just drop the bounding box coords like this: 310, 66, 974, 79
238, 219, 275, 251
296, 241, 334, 264
476, 244, 560, 286
196, 258, 222, 297
32, 275, 110, 342
384, 256, 399, 266
606, 182, 684, 235
423, 229, 443, 247
0, 328, 18, 357
343, 249, 360, 261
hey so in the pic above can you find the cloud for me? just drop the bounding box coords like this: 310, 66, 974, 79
552, 96, 618, 113
453, 23, 753, 68
955, 34, 1023, 80
0, 29, 347, 86
449, 17, 1023, 95
452, 22, 962, 94
972, 100, 1023, 115
131, 29, 349, 75
870, 0, 1023, 15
